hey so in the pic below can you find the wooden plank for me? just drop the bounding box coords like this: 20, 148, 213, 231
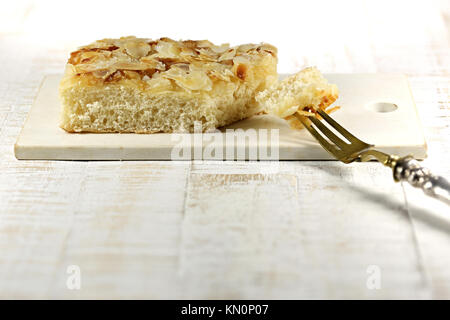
0, 161, 190, 299
401, 76, 450, 299
180, 162, 431, 299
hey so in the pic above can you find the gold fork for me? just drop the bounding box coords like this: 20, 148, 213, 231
295, 110, 450, 205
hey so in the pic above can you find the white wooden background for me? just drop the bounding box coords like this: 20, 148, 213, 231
0, 0, 449, 299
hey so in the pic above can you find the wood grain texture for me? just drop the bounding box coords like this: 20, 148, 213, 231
0, 0, 449, 299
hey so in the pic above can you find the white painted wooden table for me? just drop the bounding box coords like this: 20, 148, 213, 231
0, 0, 449, 299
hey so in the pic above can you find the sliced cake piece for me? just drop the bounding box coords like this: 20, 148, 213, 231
256, 67, 339, 129
59, 36, 278, 133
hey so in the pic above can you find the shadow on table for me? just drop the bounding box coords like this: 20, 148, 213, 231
305, 162, 450, 234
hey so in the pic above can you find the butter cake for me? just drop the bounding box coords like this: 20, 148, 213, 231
59, 36, 278, 133
256, 67, 339, 129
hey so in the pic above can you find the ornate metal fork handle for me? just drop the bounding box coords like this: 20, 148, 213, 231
360, 150, 450, 205
295, 111, 450, 206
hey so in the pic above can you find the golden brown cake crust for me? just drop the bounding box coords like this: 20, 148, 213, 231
63, 36, 277, 91
59, 37, 278, 133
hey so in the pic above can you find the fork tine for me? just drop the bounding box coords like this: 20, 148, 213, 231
295, 114, 343, 157
308, 116, 349, 149
316, 109, 362, 144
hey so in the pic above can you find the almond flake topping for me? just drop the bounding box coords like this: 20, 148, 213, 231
66, 36, 278, 91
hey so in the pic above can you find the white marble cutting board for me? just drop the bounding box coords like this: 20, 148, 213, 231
14, 74, 427, 160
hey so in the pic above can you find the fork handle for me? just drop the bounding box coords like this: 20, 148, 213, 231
393, 156, 450, 205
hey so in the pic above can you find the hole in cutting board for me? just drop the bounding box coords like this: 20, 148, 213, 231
366, 102, 398, 113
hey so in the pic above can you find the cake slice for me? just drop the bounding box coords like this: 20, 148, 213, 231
256, 67, 339, 129
59, 36, 278, 133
